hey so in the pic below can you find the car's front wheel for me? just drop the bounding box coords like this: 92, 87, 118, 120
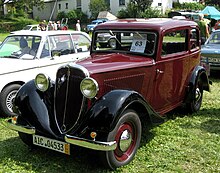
100, 109, 141, 169
0, 84, 21, 117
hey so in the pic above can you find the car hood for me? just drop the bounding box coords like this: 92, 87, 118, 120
0, 58, 38, 75
201, 44, 220, 55
78, 53, 155, 74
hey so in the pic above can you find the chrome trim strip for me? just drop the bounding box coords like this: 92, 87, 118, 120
2, 119, 36, 135
65, 134, 117, 151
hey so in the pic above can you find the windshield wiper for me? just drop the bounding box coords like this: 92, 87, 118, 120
2, 55, 19, 59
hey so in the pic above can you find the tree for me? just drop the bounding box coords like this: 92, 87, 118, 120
0, 0, 44, 17
130, 0, 153, 13
117, 0, 153, 18
89, 0, 110, 19
205, 0, 220, 7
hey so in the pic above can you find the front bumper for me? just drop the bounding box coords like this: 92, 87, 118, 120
2, 118, 117, 151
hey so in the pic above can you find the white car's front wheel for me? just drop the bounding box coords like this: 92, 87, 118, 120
0, 84, 21, 117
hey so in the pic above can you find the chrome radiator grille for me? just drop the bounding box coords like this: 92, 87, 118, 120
55, 65, 86, 133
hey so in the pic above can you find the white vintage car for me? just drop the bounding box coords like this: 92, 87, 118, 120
0, 30, 91, 117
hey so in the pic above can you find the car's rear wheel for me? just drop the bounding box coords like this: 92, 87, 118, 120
100, 109, 141, 170
186, 78, 203, 113
0, 84, 21, 117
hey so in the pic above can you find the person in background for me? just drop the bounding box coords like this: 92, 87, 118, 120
76, 20, 81, 31
47, 21, 53, 31
39, 20, 47, 31
57, 21, 61, 30
198, 14, 209, 44
52, 21, 57, 30
214, 19, 220, 30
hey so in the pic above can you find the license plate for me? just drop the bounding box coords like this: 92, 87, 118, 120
33, 135, 70, 155
208, 57, 220, 63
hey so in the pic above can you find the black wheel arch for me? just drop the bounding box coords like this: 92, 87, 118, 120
185, 65, 210, 103
86, 89, 165, 134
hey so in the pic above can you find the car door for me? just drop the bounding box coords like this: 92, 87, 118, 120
150, 29, 190, 114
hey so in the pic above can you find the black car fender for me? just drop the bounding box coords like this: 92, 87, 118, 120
14, 80, 59, 137
185, 65, 210, 103
86, 89, 165, 134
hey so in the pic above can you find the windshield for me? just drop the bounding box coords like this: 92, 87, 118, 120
22, 25, 32, 30
93, 30, 157, 56
0, 35, 41, 59
207, 32, 220, 44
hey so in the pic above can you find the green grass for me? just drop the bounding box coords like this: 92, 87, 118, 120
0, 77, 220, 172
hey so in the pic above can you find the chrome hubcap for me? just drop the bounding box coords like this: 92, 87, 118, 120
119, 129, 132, 152
195, 87, 201, 102
6, 90, 17, 112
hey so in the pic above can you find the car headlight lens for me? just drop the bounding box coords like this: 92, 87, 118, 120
80, 77, 99, 98
35, 73, 50, 92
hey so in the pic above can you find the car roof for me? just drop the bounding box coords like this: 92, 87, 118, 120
9, 30, 90, 38
95, 18, 198, 32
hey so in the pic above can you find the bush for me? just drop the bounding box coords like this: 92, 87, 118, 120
0, 17, 37, 32
173, 2, 204, 11
141, 8, 163, 18
57, 10, 88, 30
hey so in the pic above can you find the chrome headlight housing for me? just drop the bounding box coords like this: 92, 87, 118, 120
80, 77, 99, 98
35, 73, 50, 92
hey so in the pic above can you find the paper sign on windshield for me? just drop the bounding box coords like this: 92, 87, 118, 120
130, 34, 147, 53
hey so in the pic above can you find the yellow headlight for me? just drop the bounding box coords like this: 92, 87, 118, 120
80, 77, 99, 98
35, 73, 50, 92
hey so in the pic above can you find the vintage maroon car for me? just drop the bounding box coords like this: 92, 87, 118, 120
3, 18, 210, 169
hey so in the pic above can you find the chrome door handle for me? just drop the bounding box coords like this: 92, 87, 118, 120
156, 69, 164, 74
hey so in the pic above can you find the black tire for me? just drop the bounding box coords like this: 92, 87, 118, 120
99, 43, 108, 48
0, 84, 21, 117
108, 38, 116, 48
100, 109, 141, 170
186, 78, 203, 113
17, 116, 34, 147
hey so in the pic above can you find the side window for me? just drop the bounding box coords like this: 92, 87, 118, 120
71, 34, 90, 52
40, 39, 50, 58
190, 28, 199, 49
49, 35, 75, 56
162, 30, 187, 56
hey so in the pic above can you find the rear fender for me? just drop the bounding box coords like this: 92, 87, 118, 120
185, 65, 210, 103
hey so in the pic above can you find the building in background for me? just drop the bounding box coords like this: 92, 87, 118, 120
32, 0, 201, 21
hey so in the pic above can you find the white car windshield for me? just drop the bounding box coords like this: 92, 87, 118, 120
0, 36, 41, 59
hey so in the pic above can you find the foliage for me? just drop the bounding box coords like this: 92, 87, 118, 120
130, 0, 153, 12
0, 18, 37, 32
117, 3, 140, 18
89, 0, 110, 19
56, 11, 67, 21
57, 10, 88, 29
117, 0, 153, 18
0, 74, 219, 172
0, 0, 44, 18
205, 0, 220, 7
141, 8, 163, 18
173, 2, 205, 11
